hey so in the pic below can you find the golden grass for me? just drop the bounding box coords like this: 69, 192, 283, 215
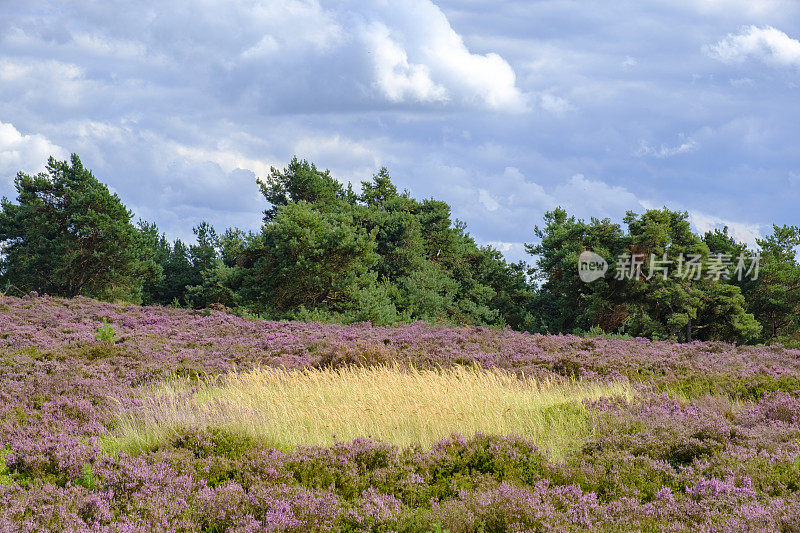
106, 365, 631, 460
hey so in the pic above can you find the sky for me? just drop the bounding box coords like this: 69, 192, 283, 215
1, 0, 799, 263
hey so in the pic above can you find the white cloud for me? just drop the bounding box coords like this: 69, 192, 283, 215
478, 188, 500, 211
0, 122, 68, 179
707, 25, 800, 68
0, 59, 89, 108
0, 59, 79, 83
364, 22, 448, 104
484, 241, 528, 263
689, 211, 762, 247
293, 134, 382, 181
159, 160, 262, 212
679, 0, 797, 17
2, 0, 798, 260
167, 143, 277, 180
70, 32, 149, 61
637, 138, 698, 158
359, 1, 527, 110
432, 165, 556, 243
539, 93, 574, 116
491, 167, 556, 212
0, 0, 526, 117
729, 77, 755, 86
553, 174, 648, 219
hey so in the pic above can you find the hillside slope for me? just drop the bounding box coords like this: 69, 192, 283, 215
1, 295, 800, 531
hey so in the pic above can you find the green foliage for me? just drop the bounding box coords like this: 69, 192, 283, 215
352, 279, 404, 325
94, 319, 116, 343
6, 154, 798, 344
528, 207, 766, 343
135, 221, 166, 303
360, 167, 399, 207
257, 157, 356, 221
137, 220, 245, 309
399, 262, 460, 321
186, 261, 239, 309
0, 446, 11, 486
236, 161, 532, 327
140, 238, 197, 307
171, 426, 261, 460
75, 463, 97, 490
0, 154, 148, 300
242, 201, 378, 314
748, 225, 800, 341
1, 154, 534, 328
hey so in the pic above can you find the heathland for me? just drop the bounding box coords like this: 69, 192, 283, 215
2, 295, 800, 531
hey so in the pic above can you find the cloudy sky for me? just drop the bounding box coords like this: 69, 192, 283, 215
2, 0, 799, 262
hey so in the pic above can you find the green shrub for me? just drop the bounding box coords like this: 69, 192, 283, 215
75, 463, 96, 490
0, 447, 11, 486
94, 319, 116, 343
171, 426, 260, 460
315, 342, 398, 369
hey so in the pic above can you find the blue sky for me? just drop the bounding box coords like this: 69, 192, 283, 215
1, 0, 799, 263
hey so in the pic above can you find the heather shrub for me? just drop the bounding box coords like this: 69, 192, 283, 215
707, 455, 800, 497
429, 480, 604, 532
562, 449, 682, 502
585, 394, 733, 467
99, 425, 266, 487
719, 373, 800, 402
757, 391, 800, 424
552, 356, 586, 378
3, 296, 800, 531
5, 433, 99, 488
410, 434, 549, 504
649, 369, 800, 403
285, 439, 400, 501
235, 448, 296, 488
315, 341, 398, 368
340, 488, 405, 531
170, 426, 262, 460
248, 483, 344, 531
72, 341, 129, 360
0, 483, 114, 531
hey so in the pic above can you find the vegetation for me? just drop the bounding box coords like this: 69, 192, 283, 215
1, 154, 798, 345
0, 155, 146, 301
2, 296, 800, 530
107, 365, 630, 459
528, 208, 769, 343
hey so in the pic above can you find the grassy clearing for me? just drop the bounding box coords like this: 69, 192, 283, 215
105, 365, 631, 460
0, 447, 11, 486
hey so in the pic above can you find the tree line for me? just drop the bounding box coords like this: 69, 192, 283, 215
1, 154, 798, 346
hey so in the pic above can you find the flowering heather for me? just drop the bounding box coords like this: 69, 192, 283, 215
1, 294, 800, 531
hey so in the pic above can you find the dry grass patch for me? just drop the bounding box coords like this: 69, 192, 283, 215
107, 365, 631, 459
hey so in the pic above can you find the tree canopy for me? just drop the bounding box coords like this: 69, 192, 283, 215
2, 154, 797, 346
0, 155, 146, 301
